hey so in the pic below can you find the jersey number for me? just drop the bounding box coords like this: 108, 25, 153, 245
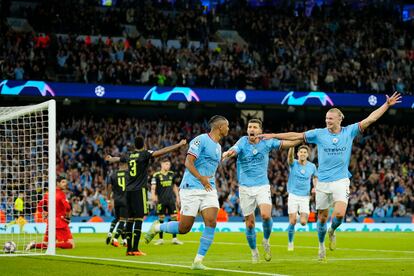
117, 176, 126, 191
129, 160, 137, 176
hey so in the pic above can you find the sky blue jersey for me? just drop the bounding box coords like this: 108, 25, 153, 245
230, 136, 282, 187
304, 122, 362, 182
287, 160, 317, 196
180, 133, 222, 190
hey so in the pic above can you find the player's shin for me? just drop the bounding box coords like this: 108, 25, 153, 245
56, 241, 74, 249
115, 220, 126, 239
262, 218, 273, 241
288, 223, 295, 243
331, 216, 343, 231
158, 218, 164, 239
132, 218, 143, 251
34, 242, 48, 249
317, 220, 327, 245
160, 221, 179, 234
245, 227, 257, 250
126, 220, 134, 252
195, 226, 215, 262
109, 218, 118, 233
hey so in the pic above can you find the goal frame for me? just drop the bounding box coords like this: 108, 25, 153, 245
0, 99, 56, 255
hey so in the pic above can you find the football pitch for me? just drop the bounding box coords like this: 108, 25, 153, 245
1, 232, 414, 275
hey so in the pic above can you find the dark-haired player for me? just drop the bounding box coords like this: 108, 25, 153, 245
106, 136, 186, 256
151, 158, 182, 245
26, 177, 74, 250
286, 145, 318, 251
145, 115, 229, 270
106, 161, 129, 247
222, 119, 301, 263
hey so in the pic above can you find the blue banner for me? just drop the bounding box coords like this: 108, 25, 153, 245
1, 80, 413, 108
1, 222, 414, 234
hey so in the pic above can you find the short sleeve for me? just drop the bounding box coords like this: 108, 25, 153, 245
144, 150, 153, 161
119, 154, 128, 163
304, 128, 321, 144
348, 123, 362, 139
151, 175, 157, 185
188, 135, 204, 159
230, 137, 244, 154
268, 138, 281, 150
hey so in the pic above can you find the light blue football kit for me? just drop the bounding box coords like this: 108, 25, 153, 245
287, 159, 317, 244
230, 136, 283, 256
304, 122, 362, 245
287, 160, 317, 196
230, 136, 281, 186
157, 133, 222, 263
180, 133, 222, 190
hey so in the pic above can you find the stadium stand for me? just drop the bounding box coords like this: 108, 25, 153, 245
0, 1, 412, 93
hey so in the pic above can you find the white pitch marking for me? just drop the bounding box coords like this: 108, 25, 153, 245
54, 254, 287, 276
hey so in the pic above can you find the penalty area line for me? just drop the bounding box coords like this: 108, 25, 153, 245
55, 254, 287, 276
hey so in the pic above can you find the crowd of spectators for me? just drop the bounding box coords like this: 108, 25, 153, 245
0, 1, 413, 94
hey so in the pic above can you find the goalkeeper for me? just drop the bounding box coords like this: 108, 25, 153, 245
26, 176, 74, 250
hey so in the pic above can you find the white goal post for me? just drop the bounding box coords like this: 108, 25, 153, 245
0, 100, 56, 255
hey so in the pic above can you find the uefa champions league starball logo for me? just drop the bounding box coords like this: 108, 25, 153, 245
235, 90, 246, 103
368, 95, 377, 106
95, 85, 105, 97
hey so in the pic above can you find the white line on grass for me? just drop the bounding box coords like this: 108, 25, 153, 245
55, 254, 287, 276
184, 241, 414, 254
191, 257, 414, 263
0, 253, 45, 257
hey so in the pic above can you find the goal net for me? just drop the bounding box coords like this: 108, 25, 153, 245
0, 100, 56, 256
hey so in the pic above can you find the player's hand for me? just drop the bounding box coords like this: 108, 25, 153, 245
179, 139, 187, 146
257, 133, 275, 140
221, 150, 234, 161
199, 176, 213, 192
104, 155, 112, 161
386, 92, 402, 106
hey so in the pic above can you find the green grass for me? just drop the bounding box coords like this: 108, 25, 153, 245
1, 232, 414, 275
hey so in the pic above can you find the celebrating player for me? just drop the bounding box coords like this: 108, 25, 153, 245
286, 145, 318, 251
106, 136, 186, 256
105, 161, 128, 247
145, 115, 229, 270
151, 158, 183, 245
222, 118, 302, 263
26, 176, 74, 250
259, 92, 402, 261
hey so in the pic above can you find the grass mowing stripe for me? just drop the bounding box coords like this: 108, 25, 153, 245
56, 254, 287, 276
199, 257, 414, 263
184, 240, 414, 254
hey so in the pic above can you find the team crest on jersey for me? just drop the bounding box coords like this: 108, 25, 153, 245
252, 149, 258, 155
332, 137, 339, 144
300, 169, 305, 174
